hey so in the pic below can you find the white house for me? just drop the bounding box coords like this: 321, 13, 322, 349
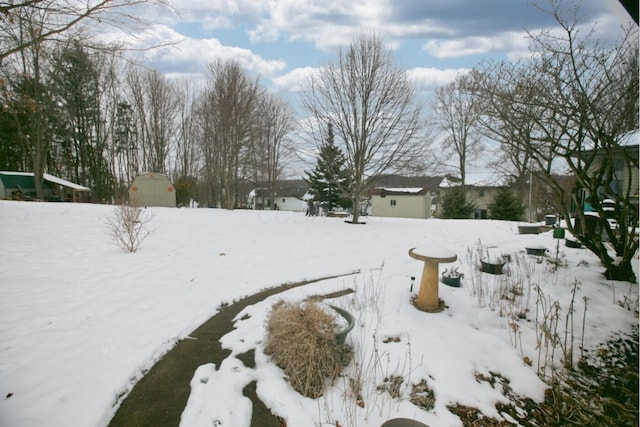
248, 181, 308, 212
370, 187, 432, 219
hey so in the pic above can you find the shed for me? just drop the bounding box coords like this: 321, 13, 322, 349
0, 171, 91, 202
370, 187, 432, 219
129, 172, 176, 207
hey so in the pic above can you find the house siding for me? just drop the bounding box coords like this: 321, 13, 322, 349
371, 193, 431, 219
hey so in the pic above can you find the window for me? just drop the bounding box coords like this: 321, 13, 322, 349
390, 199, 397, 206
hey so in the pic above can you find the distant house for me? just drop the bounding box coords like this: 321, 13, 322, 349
0, 171, 91, 202
589, 131, 639, 209
370, 187, 433, 219
248, 180, 308, 212
438, 175, 507, 219
129, 172, 176, 207
571, 130, 639, 223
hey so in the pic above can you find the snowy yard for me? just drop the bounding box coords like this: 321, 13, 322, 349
0, 201, 637, 426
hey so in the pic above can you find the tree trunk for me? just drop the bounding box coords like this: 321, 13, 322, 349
351, 195, 360, 224
605, 260, 636, 283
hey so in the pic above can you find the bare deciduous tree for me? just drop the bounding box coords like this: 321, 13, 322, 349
197, 60, 260, 209
0, 0, 167, 61
471, 2, 638, 281
249, 92, 294, 206
302, 33, 425, 224
127, 67, 178, 174
431, 73, 482, 186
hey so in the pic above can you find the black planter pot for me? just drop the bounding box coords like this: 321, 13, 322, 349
525, 247, 547, 256
441, 274, 461, 287
565, 238, 582, 248
481, 261, 504, 275
518, 224, 541, 234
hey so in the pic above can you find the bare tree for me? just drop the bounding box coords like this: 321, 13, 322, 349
127, 67, 177, 174
0, 0, 166, 61
0, 6, 58, 200
431, 73, 482, 185
302, 33, 425, 224
197, 60, 260, 209
472, 2, 639, 281
249, 92, 294, 206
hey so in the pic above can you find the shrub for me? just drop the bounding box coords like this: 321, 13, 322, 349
440, 186, 476, 219
264, 300, 351, 398
106, 204, 153, 253
488, 186, 526, 221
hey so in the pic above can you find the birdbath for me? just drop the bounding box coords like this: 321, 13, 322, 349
409, 246, 457, 312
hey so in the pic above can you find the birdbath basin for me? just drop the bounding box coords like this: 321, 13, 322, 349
409, 246, 457, 312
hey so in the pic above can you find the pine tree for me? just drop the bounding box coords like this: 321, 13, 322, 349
440, 186, 476, 219
304, 122, 351, 211
488, 186, 526, 220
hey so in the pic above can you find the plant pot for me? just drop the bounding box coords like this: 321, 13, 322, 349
330, 305, 354, 346
381, 418, 428, 427
525, 246, 547, 256
481, 261, 504, 275
565, 238, 582, 248
441, 274, 461, 287
518, 224, 541, 234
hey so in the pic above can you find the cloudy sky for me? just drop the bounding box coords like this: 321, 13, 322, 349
98, 0, 633, 176
111, 0, 632, 97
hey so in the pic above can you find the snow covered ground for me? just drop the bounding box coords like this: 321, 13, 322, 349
0, 201, 637, 426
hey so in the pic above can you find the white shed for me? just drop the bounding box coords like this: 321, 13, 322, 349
370, 187, 432, 219
129, 172, 176, 207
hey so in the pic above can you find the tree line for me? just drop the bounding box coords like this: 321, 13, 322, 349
0, 3, 293, 207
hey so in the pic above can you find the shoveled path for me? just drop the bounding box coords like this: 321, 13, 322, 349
108, 273, 355, 427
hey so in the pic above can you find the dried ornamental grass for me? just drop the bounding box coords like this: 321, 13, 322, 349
264, 300, 351, 398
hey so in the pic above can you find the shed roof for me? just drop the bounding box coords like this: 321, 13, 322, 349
0, 171, 90, 191
371, 187, 430, 196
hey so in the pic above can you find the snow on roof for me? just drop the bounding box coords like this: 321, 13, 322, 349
379, 187, 425, 193
372, 187, 429, 196
619, 129, 639, 147
0, 171, 90, 191
43, 173, 90, 191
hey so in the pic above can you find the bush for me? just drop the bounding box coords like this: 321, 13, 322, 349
264, 300, 351, 398
105, 204, 153, 253
488, 187, 526, 221
440, 186, 476, 219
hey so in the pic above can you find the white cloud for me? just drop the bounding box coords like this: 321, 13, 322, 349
272, 67, 319, 92
101, 24, 286, 78
407, 67, 470, 91
422, 31, 530, 59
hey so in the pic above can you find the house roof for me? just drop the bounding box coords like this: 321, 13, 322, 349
371, 187, 430, 196
439, 172, 508, 188
373, 175, 443, 191
0, 171, 90, 191
250, 179, 309, 199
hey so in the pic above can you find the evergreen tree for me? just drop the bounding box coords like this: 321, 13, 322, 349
304, 122, 351, 211
488, 186, 526, 220
440, 186, 476, 219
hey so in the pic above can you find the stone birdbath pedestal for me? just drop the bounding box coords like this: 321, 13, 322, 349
409, 246, 457, 312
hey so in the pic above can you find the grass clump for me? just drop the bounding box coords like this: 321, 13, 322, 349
264, 300, 351, 398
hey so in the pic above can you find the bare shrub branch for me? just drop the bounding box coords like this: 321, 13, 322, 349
105, 204, 153, 253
